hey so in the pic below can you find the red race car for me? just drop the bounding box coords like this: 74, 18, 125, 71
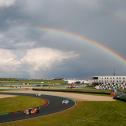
24, 107, 40, 115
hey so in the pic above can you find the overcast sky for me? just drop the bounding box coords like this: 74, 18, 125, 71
0, 0, 126, 79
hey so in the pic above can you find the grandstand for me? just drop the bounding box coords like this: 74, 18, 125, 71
93, 76, 126, 90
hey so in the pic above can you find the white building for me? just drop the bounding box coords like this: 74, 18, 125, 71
92, 76, 126, 90
65, 79, 84, 84
65, 79, 92, 84
92, 76, 126, 84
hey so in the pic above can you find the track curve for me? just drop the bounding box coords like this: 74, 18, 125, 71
0, 92, 75, 123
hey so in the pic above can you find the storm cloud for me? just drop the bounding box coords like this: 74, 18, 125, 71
0, 0, 126, 79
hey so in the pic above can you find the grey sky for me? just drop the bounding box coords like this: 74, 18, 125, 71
0, 0, 126, 79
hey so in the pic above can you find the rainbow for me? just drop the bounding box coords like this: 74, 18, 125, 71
36, 26, 126, 65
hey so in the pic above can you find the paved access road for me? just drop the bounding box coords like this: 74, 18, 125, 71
0, 92, 75, 123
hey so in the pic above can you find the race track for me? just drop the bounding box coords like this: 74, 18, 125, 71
0, 92, 75, 123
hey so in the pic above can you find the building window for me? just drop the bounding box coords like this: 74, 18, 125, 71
93, 77, 98, 79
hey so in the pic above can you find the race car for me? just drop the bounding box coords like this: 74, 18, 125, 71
35, 93, 42, 97
24, 107, 40, 115
62, 99, 69, 104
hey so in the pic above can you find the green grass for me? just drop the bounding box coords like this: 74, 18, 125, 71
0, 89, 9, 91
1, 101, 126, 126
33, 88, 110, 95
0, 96, 45, 114
0, 79, 65, 85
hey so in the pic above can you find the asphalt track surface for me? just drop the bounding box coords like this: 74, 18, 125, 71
0, 92, 75, 123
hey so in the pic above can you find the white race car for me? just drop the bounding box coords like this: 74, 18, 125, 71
62, 99, 69, 104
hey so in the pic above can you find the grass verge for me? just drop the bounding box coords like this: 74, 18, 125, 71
0, 96, 45, 114
33, 88, 110, 95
